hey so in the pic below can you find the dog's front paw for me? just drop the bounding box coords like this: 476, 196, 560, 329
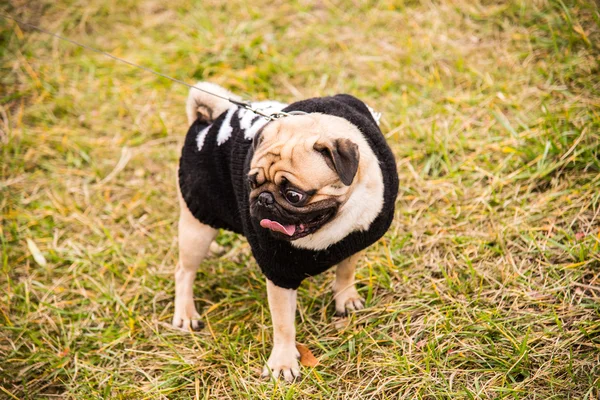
261, 345, 301, 382
172, 304, 204, 331
333, 286, 365, 316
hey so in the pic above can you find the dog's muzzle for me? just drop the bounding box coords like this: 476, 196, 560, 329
257, 192, 275, 208
250, 193, 338, 240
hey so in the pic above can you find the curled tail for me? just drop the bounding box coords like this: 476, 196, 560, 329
185, 82, 241, 126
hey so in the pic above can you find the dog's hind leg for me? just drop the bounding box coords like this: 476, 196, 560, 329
172, 191, 217, 331
332, 251, 365, 316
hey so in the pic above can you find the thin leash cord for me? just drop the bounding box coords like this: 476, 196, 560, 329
1, 12, 302, 120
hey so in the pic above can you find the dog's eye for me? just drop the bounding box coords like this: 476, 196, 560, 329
248, 173, 259, 189
284, 189, 305, 205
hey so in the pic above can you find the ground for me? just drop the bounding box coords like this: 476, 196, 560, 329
1, 0, 599, 398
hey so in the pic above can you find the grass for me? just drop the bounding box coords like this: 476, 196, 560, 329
1, 0, 599, 398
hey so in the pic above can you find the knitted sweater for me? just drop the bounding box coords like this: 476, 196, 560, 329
179, 94, 398, 289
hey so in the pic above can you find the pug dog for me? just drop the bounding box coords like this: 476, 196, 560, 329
174, 82, 398, 381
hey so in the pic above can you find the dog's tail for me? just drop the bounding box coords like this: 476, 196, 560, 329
185, 82, 241, 126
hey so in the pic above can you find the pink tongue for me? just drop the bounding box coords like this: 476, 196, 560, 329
260, 219, 296, 236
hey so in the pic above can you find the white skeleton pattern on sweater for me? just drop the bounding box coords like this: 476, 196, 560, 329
197, 101, 288, 151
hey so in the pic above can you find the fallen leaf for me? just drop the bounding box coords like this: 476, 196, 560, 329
296, 343, 319, 367
26, 238, 47, 267
58, 347, 70, 357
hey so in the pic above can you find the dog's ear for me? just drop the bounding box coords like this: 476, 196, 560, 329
253, 126, 267, 151
314, 138, 359, 186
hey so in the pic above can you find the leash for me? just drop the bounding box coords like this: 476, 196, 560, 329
1, 13, 306, 121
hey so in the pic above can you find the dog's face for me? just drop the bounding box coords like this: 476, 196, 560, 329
248, 114, 363, 242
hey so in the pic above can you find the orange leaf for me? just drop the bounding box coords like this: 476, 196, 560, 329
296, 343, 319, 367
58, 347, 70, 357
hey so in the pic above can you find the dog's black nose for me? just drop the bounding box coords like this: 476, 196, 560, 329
257, 192, 274, 208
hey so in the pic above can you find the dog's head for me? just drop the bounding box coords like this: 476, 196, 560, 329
248, 113, 382, 249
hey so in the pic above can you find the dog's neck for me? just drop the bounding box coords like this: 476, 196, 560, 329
290, 140, 385, 251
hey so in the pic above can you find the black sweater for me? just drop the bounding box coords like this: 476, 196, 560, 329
179, 94, 398, 289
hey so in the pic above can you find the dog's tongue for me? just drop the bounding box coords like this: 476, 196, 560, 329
260, 219, 296, 236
